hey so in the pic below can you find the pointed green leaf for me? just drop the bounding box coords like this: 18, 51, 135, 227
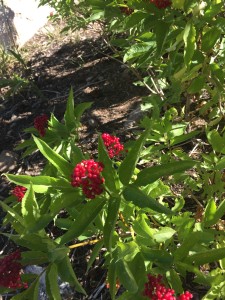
183, 21, 196, 66
46, 263, 61, 300
119, 128, 150, 186
166, 269, 183, 294
29, 214, 54, 233
56, 197, 106, 245
5, 173, 71, 193
87, 240, 104, 272
185, 248, 225, 266
98, 135, 117, 193
70, 143, 84, 165
153, 227, 176, 243
135, 160, 196, 186
74, 102, 92, 121
116, 260, 138, 294
204, 199, 225, 227
123, 185, 173, 215
142, 247, 173, 265
108, 259, 117, 300
174, 231, 215, 261
202, 28, 221, 52
104, 196, 121, 251
21, 183, 40, 227
0, 201, 25, 226
64, 88, 76, 131
21, 251, 49, 265
48, 246, 69, 263
57, 256, 86, 294
33, 135, 73, 179
155, 20, 169, 56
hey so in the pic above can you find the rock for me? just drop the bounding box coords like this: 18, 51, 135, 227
0, 150, 19, 173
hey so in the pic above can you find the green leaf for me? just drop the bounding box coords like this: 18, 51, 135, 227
170, 130, 200, 146
50, 191, 83, 215
21, 251, 49, 265
57, 256, 86, 294
74, 102, 92, 121
108, 259, 117, 300
135, 160, 196, 186
98, 135, 117, 193
207, 130, 225, 153
142, 247, 173, 266
123, 185, 173, 215
174, 231, 215, 261
155, 21, 169, 56
33, 135, 73, 179
117, 241, 140, 262
5, 174, 71, 193
46, 263, 61, 300
28, 214, 54, 233
48, 246, 69, 263
204, 199, 225, 227
21, 183, 40, 227
204, 198, 217, 226
128, 252, 146, 290
86, 240, 104, 272
56, 197, 106, 245
153, 227, 176, 243
123, 42, 155, 62
185, 248, 225, 266
70, 143, 84, 165
104, 196, 121, 251
202, 28, 221, 52
116, 260, 138, 294
166, 269, 183, 294
0, 201, 25, 226
64, 88, 76, 131
119, 128, 150, 186
187, 76, 205, 94
183, 21, 196, 66
7, 233, 56, 252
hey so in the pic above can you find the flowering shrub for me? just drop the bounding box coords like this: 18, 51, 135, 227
101, 133, 124, 158
0, 250, 27, 289
2, 91, 225, 299
2, 0, 225, 296
71, 159, 105, 199
12, 186, 27, 202
34, 114, 49, 137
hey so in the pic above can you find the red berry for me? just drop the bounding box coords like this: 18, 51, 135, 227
102, 133, 124, 158
71, 160, 104, 199
150, 0, 172, 9
34, 114, 48, 137
0, 250, 27, 289
12, 186, 27, 202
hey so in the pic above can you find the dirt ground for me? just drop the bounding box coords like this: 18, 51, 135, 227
0, 20, 149, 299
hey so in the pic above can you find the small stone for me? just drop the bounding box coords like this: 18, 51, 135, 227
0, 150, 19, 173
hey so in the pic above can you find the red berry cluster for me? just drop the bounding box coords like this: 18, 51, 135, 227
12, 186, 27, 202
71, 160, 104, 199
102, 133, 124, 158
0, 250, 27, 289
150, 0, 172, 9
144, 274, 193, 300
34, 114, 49, 137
